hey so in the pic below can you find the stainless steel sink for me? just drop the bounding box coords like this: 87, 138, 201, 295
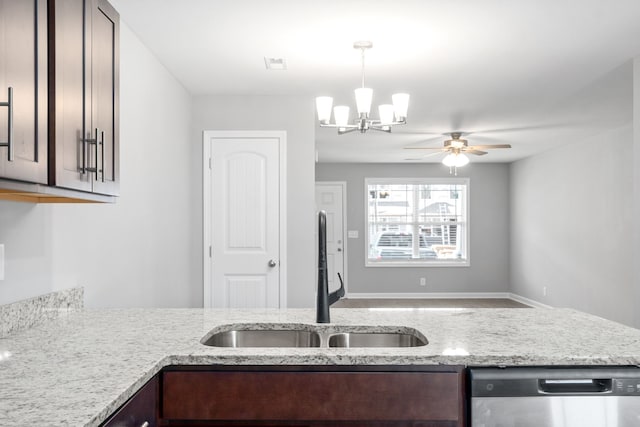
328, 332, 427, 348
201, 329, 321, 348
201, 325, 427, 348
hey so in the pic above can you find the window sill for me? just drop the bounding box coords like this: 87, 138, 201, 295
366, 260, 470, 268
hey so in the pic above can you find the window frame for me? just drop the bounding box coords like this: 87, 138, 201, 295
364, 177, 470, 268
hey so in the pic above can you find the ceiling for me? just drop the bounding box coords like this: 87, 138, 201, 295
110, 0, 640, 163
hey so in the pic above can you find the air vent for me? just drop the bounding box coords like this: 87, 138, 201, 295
264, 57, 287, 70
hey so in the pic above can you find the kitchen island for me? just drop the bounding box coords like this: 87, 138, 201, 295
2, 307, 640, 426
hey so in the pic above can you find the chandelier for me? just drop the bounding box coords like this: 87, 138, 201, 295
315, 41, 409, 135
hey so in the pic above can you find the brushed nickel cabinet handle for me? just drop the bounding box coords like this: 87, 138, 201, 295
0, 87, 14, 161
100, 129, 105, 182
94, 127, 100, 180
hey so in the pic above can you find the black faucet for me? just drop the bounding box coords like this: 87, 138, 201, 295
316, 210, 345, 323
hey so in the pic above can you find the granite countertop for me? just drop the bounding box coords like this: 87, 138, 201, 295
2, 307, 640, 426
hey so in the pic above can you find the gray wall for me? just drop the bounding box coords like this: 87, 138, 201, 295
635, 58, 640, 328
191, 95, 316, 308
0, 23, 198, 308
510, 125, 634, 325
316, 163, 510, 294
509, 60, 638, 327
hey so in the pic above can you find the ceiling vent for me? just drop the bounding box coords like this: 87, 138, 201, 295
264, 57, 287, 70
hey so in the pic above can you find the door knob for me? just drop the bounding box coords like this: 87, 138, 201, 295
268, 259, 277, 267
337, 248, 342, 252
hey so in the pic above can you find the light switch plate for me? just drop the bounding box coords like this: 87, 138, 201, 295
0, 244, 4, 280
348, 230, 359, 239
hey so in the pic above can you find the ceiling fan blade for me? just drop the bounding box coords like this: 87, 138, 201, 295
403, 147, 447, 150
404, 150, 446, 161
422, 150, 448, 158
465, 149, 488, 155
467, 144, 512, 149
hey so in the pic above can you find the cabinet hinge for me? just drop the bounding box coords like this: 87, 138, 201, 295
209, 246, 212, 257
209, 158, 212, 169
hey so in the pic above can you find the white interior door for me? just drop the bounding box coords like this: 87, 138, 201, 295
204, 131, 286, 308
315, 182, 346, 294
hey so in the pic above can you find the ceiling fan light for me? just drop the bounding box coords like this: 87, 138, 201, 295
355, 87, 373, 116
442, 153, 469, 167
456, 153, 470, 166
392, 93, 410, 120
378, 104, 394, 125
315, 96, 333, 123
334, 105, 350, 127
442, 153, 456, 167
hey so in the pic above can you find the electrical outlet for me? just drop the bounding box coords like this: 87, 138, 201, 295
543, 286, 547, 297
419, 277, 426, 286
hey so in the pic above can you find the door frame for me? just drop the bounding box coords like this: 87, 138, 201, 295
203, 130, 288, 308
315, 181, 349, 296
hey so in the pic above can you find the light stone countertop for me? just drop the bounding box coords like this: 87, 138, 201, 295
2, 307, 640, 426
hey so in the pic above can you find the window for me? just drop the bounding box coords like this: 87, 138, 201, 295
366, 178, 469, 266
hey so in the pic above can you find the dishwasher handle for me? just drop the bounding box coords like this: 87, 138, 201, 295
538, 378, 612, 394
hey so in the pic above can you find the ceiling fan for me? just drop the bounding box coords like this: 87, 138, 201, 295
404, 132, 512, 174
405, 132, 512, 157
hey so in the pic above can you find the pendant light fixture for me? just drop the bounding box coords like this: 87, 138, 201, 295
315, 41, 409, 135
442, 151, 469, 175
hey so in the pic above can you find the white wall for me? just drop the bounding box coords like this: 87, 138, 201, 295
191, 95, 316, 308
316, 163, 510, 294
0, 23, 197, 308
509, 60, 637, 327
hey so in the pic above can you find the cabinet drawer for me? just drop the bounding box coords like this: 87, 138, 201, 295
163, 370, 462, 422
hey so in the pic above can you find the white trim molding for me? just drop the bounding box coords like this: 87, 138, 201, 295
347, 292, 512, 299
508, 293, 552, 309
345, 292, 552, 309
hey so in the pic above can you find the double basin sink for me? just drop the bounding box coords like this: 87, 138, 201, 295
201, 324, 428, 348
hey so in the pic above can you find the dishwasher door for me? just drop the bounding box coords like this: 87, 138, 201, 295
470, 367, 640, 427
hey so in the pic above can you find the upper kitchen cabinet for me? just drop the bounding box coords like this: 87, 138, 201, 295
0, 0, 48, 184
50, 0, 119, 196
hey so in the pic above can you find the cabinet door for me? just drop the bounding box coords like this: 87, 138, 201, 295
91, 0, 119, 196
0, 0, 47, 184
162, 367, 466, 426
101, 375, 158, 427
51, 0, 93, 192
52, 0, 119, 196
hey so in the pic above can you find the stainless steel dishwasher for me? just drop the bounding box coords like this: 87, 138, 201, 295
470, 367, 640, 427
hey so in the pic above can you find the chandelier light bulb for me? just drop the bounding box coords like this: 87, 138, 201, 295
333, 105, 350, 127
354, 87, 373, 116
392, 93, 410, 120
378, 104, 395, 125
315, 96, 333, 123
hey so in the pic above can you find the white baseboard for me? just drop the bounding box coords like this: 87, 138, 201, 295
508, 293, 552, 309
346, 292, 513, 300
344, 291, 552, 309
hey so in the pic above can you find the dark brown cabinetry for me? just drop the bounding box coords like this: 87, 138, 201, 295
0, 0, 118, 202
101, 375, 159, 427
160, 365, 466, 427
0, 0, 48, 184
50, 0, 119, 196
